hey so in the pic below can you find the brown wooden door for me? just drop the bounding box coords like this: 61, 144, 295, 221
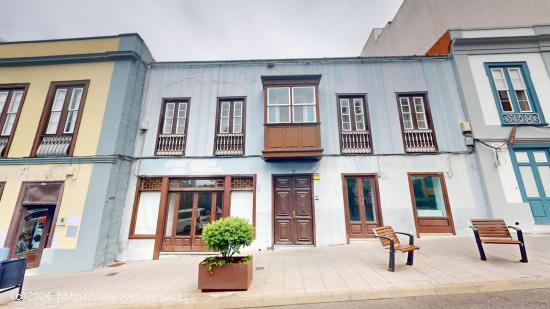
162, 191, 223, 252
273, 175, 314, 245
343, 175, 383, 239
10, 205, 55, 268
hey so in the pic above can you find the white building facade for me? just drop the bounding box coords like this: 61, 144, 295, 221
451, 25, 550, 229
117, 56, 488, 261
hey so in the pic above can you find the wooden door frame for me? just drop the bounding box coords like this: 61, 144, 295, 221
4, 181, 64, 267
151, 175, 256, 259
407, 172, 455, 237
335, 93, 374, 154
160, 190, 224, 252
395, 92, 439, 153
10, 205, 55, 268
341, 173, 383, 244
0, 83, 30, 158
271, 174, 316, 248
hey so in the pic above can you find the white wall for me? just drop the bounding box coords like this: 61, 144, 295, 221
117, 154, 487, 261
362, 0, 550, 56
460, 28, 536, 39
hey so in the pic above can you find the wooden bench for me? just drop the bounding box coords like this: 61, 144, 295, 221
0, 257, 26, 300
470, 219, 528, 263
373, 226, 419, 272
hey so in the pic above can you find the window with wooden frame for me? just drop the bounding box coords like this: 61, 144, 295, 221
129, 175, 256, 255
0, 182, 5, 201
129, 177, 163, 238
214, 98, 246, 156
0, 84, 28, 157
408, 172, 455, 235
261, 75, 323, 160
397, 93, 438, 153
32, 80, 89, 157
485, 62, 545, 125
337, 95, 372, 154
156, 99, 189, 156
267, 86, 316, 124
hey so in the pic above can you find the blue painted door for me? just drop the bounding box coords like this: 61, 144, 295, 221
513, 149, 550, 224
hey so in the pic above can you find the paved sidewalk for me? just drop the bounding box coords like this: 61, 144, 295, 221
259, 288, 550, 309
1, 234, 550, 308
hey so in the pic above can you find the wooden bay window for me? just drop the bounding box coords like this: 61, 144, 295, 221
262, 75, 323, 161
32, 81, 89, 157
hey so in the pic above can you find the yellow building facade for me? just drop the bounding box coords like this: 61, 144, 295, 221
0, 34, 152, 272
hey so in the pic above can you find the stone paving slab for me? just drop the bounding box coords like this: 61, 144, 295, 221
1, 234, 550, 308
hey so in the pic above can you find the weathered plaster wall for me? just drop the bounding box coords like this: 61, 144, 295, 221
0, 164, 94, 249
0, 62, 115, 157
118, 154, 487, 260
117, 56, 488, 260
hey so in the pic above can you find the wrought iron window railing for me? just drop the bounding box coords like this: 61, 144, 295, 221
403, 129, 437, 152
502, 112, 542, 125
156, 134, 186, 156
36, 135, 72, 157
215, 133, 244, 156
340, 131, 372, 154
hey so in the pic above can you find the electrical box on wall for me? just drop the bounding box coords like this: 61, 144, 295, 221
465, 136, 475, 146
460, 122, 472, 134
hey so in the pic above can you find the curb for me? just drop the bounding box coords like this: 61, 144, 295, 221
121, 277, 550, 308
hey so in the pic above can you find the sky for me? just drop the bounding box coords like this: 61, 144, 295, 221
0, 0, 402, 61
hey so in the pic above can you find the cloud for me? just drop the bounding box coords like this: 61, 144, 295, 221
0, 0, 402, 60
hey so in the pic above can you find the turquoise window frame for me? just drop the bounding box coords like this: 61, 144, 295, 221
484, 62, 546, 126
509, 144, 550, 202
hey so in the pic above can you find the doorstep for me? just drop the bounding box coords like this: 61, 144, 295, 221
418, 233, 455, 238
272, 245, 315, 251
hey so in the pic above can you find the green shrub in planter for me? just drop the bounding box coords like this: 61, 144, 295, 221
201, 217, 254, 272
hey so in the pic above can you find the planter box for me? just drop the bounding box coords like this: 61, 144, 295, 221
198, 257, 253, 291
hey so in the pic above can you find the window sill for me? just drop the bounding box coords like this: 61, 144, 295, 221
264, 122, 321, 126
501, 122, 548, 127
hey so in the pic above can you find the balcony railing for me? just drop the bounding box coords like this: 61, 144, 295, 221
340, 131, 372, 154
403, 129, 437, 152
36, 135, 72, 157
502, 112, 542, 125
0, 136, 8, 156
156, 134, 185, 156
215, 133, 244, 156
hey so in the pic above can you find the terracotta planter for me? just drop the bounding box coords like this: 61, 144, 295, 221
198, 256, 253, 291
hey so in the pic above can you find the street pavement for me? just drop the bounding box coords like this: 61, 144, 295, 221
257, 288, 550, 309
1, 234, 550, 308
